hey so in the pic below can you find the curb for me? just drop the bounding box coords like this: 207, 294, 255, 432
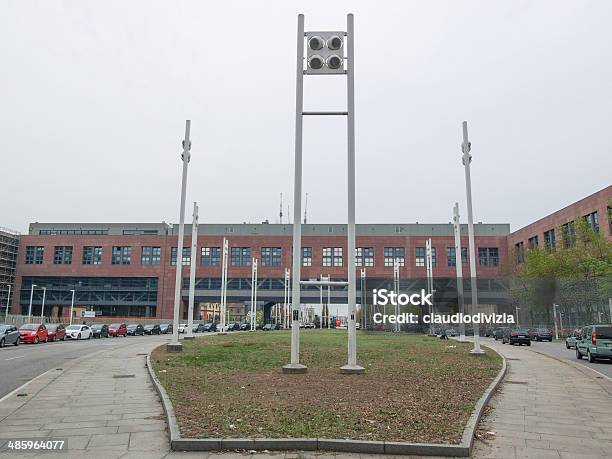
147, 340, 507, 456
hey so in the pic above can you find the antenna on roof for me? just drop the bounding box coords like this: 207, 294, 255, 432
304, 192, 308, 224
279, 193, 283, 224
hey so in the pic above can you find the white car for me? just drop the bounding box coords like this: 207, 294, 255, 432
66, 325, 92, 340
178, 323, 188, 333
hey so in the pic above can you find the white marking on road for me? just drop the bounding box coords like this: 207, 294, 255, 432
4, 355, 25, 361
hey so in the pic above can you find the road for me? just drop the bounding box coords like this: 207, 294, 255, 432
482, 336, 612, 379
0, 334, 171, 399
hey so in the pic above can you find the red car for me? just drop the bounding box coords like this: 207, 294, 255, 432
18, 323, 49, 344
108, 323, 127, 337
46, 323, 66, 342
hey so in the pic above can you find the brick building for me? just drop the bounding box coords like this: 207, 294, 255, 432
13, 222, 510, 321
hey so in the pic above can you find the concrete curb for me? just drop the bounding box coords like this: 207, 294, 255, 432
147, 340, 507, 456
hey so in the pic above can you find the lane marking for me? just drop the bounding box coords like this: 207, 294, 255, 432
4, 355, 25, 361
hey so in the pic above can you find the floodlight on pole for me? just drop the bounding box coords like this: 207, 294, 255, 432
69, 289, 75, 326
453, 203, 466, 341
461, 121, 485, 355
167, 120, 192, 353
185, 202, 199, 341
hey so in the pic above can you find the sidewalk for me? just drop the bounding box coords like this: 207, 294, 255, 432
472, 339, 612, 459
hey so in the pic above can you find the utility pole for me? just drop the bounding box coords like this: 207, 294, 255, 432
250, 258, 258, 331
393, 259, 400, 332
220, 238, 228, 333
360, 269, 366, 330
168, 120, 192, 353
453, 203, 466, 341
185, 202, 199, 340
461, 121, 484, 354
426, 239, 434, 335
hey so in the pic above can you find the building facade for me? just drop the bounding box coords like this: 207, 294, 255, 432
0, 227, 20, 314
14, 222, 510, 321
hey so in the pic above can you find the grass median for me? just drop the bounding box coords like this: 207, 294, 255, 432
151, 330, 501, 444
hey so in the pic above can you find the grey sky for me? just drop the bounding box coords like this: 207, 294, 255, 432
1, 0, 610, 234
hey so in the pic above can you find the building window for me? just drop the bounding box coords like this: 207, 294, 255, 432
431, 247, 437, 267
171, 247, 191, 266
561, 222, 575, 248
355, 247, 374, 267
415, 247, 425, 267
515, 242, 524, 264
544, 229, 556, 250
384, 247, 405, 267
446, 247, 468, 267
528, 236, 539, 249
302, 247, 312, 267
82, 246, 102, 265
112, 246, 132, 265
53, 246, 72, 265
323, 247, 343, 267
201, 247, 221, 266
231, 247, 251, 266
25, 246, 44, 264
584, 211, 599, 233
478, 247, 499, 267
141, 246, 161, 265
261, 247, 282, 266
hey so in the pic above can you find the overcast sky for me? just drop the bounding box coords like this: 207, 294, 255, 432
1, 0, 610, 234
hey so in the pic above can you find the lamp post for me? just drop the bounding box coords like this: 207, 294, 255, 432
40, 287, 47, 321
461, 121, 484, 355
360, 269, 366, 330
250, 257, 258, 331
453, 203, 466, 341
69, 289, 75, 326
168, 120, 192, 353
27, 283, 37, 322
3, 284, 11, 319
515, 306, 520, 328
393, 259, 400, 332
185, 202, 199, 340
426, 238, 434, 335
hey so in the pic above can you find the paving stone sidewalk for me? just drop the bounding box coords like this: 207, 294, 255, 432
472, 339, 612, 459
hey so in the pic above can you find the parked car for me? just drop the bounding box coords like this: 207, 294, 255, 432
226, 322, 240, 331
90, 323, 109, 338
18, 323, 48, 344
108, 323, 128, 337
446, 328, 457, 337
531, 328, 552, 342
262, 323, 274, 331
303, 322, 315, 329
144, 324, 162, 335
0, 325, 20, 347
127, 324, 144, 336
273, 323, 282, 330
203, 322, 217, 332
494, 327, 509, 341
239, 322, 250, 331
502, 328, 531, 346
178, 323, 189, 333
46, 323, 66, 342
159, 323, 172, 334
576, 325, 612, 363
191, 323, 206, 333
565, 330, 580, 349
65, 324, 92, 340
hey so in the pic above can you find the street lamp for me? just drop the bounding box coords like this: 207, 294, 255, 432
185, 202, 199, 341
2, 283, 11, 319
453, 203, 466, 341
168, 120, 192, 353
69, 289, 75, 325
515, 306, 520, 328
461, 121, 485, 355
27, 283, 37, 322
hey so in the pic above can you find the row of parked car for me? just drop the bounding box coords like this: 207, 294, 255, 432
491, 327, 554, 345
564, 325, 612, 363
0, 322, 177, 347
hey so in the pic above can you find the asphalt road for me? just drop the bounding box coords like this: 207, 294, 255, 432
483, 336, 612, 379
0, 334, 170, 399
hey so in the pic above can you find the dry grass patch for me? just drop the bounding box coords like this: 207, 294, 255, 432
151, 330, 501, 444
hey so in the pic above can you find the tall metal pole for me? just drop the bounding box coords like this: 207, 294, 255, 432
319, 274, 323, 329
462, 121, 484, 354
185, 202, 199, 340
253, 259, 258, 328
40, 287, 46, 321
341, 13, 364, 374
4, 284, 11, 318
250, 257, 256, 330
168, 120, 191, 353
426, 239, 434, 335
393, 259, 400, 332
327, 278, 331, 329
69, 289, 75, 326
283, 14, 307, 374
220, 238, 228, 333
453, 203, 466, 341
27, 284, 36, 322
360, 269, 366, 330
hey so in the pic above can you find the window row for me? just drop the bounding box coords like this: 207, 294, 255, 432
25, 245, 500, 268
